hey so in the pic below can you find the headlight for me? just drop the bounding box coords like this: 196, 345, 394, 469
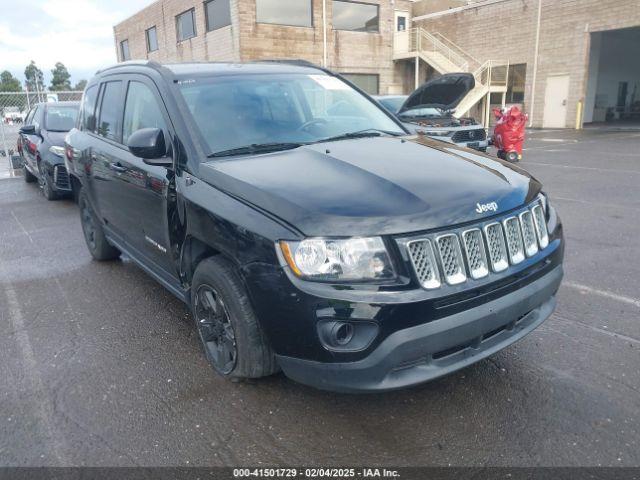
278, 237, 395, 282
538, 192, 549, 218
49, 146, 65, 157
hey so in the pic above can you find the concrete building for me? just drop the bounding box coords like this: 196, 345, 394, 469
113, 0, 412, 96
113, 0, 640, 128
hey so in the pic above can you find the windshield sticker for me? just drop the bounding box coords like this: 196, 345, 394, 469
309, 75, 350, 91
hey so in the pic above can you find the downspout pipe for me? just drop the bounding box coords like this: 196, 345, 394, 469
322, 0, 328, 67
529, 0, 542, 127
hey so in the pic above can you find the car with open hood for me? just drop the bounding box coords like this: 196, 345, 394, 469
65, 61, 563, 392
377, 73, 488, 152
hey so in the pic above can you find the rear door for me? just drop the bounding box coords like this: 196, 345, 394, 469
90, 79, 127, 231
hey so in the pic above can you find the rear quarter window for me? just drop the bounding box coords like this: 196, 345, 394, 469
80, 85, 99, 132
97, 81, 123, 142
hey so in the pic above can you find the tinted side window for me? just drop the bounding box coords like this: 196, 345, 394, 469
80, 85, 99, 132
122, 81, 167, 144
97, 81, 123, 142
32, 106, 44, 129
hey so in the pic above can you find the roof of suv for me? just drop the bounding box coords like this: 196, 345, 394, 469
96, 60, 326, 79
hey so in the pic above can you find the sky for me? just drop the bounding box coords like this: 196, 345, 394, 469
0, 0, 153, 88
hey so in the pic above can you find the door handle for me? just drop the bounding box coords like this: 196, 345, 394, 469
562, 100, 567, 106
110, 162, 127, 173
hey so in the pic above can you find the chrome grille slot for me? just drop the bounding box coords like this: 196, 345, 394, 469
503, 216, 525, 264
436, 234, 466, 285
407, 239, 441, 290
519, 210, 538, 257
461, 229, 488, 279
484, 222, 509, 272
532, 204, 549, 248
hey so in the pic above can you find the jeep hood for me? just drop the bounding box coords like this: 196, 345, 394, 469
399, 73, 475, 113
199, 136, 541, 237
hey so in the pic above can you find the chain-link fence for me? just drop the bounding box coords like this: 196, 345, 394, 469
0, 91, 83, 172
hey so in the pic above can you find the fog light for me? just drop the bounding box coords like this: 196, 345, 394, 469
332, 322, 354, 346
317, 319, 378, 352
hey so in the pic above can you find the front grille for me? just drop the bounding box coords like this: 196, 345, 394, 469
503, 217, 525, 264
404, 200, 550, 291
462, 229, 489, 279
532, 205, 549, 248
484, 222, 509, 272
451, 128, 487, 143
53, 165, 70, 190
519, 210, 539, 257
407, 239, 440, 290
436, 234, 466, 285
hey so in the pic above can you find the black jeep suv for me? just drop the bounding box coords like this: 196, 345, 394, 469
65, 61, 563, 392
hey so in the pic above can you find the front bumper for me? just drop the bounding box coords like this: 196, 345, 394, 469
276, 264, 562, 393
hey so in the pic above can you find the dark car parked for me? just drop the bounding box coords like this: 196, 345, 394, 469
19, 101, 79, 200
65, 61, 564, 392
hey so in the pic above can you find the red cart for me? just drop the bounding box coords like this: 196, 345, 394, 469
492, 106, 527, 162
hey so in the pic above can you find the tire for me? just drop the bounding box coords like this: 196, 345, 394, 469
78, 189, 120, 261
23, 164, 37, 183
506, 151, 520, 163
38, 162, 58, 201
191, 256, 279, 380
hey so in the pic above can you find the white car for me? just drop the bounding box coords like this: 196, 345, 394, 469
375, 73, 488, 152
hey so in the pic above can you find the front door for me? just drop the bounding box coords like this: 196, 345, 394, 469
543, 74, 570, 128
110, 76, 176, 277
394, 11, 410, 55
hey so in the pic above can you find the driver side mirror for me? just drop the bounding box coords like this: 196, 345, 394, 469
20, 124, 37, 135
127, 128, 173, 167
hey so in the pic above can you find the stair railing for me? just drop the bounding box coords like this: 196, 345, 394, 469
432, 32, 482, 70
411, 28, 469, 72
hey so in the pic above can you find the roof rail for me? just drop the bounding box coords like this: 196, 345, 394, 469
256, 59, 321, 69
96, 60, 163, 75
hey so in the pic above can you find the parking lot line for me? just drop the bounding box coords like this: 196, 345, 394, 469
521, 161, 640, 175
1, 281, 69, 463
564, 281, 640, 309
552, 313, 640, 347
552, 196, 636, 211
10, 210, 34, 244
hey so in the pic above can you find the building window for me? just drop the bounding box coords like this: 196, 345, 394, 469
341, 73, 379, 94
332, 1, 379, 33
506, 63, 526, 104
146, 26, 159, 52
176, 8, 197, 41
256, 0, 312, 27
205, 0, 231, 31
120, 39, 130, 61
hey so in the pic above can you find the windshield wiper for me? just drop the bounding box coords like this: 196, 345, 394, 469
207, 142, 303, 158
316, 129, 401, 144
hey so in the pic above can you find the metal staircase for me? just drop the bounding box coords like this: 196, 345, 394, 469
393, 27, 509, 122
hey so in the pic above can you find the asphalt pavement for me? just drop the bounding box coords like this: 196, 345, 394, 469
0, 127, 639, 467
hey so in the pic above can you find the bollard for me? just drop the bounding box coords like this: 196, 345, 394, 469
575, 100, 584, 130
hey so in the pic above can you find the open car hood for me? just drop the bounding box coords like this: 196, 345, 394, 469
399, 73, 475, 113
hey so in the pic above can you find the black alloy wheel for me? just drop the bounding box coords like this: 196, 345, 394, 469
194, 284, 238, 375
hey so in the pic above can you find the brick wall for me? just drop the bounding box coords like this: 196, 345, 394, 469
412, 0, 640, 127
113, 0, 411, 94
113, 0, 240, 64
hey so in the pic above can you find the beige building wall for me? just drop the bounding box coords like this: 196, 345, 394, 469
113, 0, 411, 94
412, 0, 640, 127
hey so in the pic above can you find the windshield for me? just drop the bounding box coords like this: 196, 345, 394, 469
378, 96, 407, 114
45, 105, 79, 132
399, 107, 449, 119
177, 73, 404, 156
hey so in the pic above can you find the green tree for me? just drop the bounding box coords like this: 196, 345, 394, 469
50, 62, 72, 91
24, 60, 44, 92
0, 71, 22, 92
74, 79, 87, 91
